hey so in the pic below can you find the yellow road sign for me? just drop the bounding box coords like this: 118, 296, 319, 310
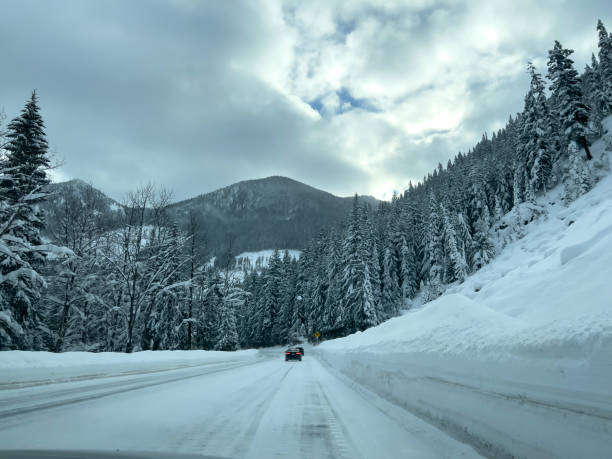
314, 331, 321, 338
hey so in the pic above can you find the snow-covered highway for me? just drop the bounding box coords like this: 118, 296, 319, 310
0, 350, 478, 458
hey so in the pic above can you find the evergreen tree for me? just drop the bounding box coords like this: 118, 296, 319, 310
276, 250, 297, 344
355, 263, 378, 331
341, 197, 364, 332
242, 272, 264, 347
492, 195, 504, 223
260, 249, 282, 345
399, 236, 419, 303
595, 20, 612, 117
216, 301, 239, 351
2, 91, 50, 203
422, 192, 444, 301
582, 57, 604, 136
455, 212, 473, 269
0, 92, 51, 350
547, 40, 592, 160
198, 272, 222, 350
400, 197, 421, 300
215, 274, 242, 351
395, 237, 410, 306
468, 168, 494, 270
471, 205, 494, 270
368, 231, 383, 320
321, 232, 344, 337
512, 166, 523, 208
341, 196, 378, 332
522, 63, 553, 193
441, 204, 468, 282
563, 141, 593, 203
381, 247, 400, 317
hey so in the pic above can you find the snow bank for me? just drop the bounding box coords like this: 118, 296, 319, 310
0, 349, 259, 386
318, 135, 612, 458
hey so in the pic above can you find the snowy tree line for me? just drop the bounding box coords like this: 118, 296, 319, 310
1, 21, 611, 351
236, 20, 612, 346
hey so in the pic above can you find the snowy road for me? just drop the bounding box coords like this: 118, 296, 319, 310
0, 350, 478, 458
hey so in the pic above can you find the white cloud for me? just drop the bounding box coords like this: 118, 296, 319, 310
225, 0, 608, 198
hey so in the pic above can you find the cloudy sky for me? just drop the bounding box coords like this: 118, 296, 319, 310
1, 0, 610, 201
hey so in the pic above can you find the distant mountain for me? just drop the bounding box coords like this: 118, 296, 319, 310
42, 179, 124, 240
43, 176, 379, 261
46, 178, 121, 209
166, 176, 379, 262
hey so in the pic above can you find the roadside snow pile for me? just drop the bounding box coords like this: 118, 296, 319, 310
0, 349, 259, 386
319, 137, 612, 458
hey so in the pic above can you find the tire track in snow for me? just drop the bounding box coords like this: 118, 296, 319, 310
241, 358, 347, 459
229, 364, 295, 458
166, 362, 293, 458
313, 381, 355, 459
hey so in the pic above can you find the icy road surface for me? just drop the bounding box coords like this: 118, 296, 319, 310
0, 350, 478, 458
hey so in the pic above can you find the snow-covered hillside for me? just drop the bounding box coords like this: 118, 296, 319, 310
318, 133, 612, 458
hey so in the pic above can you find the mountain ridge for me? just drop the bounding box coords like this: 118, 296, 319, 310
45, 175, 380, 260
172, 175, 379, 208
50, 175, 379, 209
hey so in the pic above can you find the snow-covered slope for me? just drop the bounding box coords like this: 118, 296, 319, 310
318, 136, 612, 458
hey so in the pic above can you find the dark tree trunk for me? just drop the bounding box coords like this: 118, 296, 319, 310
581, 137, 593, 160
55, 272, 75, 352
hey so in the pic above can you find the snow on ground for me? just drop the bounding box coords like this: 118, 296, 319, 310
0, 349, 258, 387
318, 134, 612, 458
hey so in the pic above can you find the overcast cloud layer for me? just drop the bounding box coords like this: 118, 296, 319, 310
1, 0, 610, 201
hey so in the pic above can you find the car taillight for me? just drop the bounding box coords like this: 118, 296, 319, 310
296, 352, 301, 355
285, 352, 290, 355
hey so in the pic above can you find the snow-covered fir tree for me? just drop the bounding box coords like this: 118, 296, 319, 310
422, 192, 444, 301
0, 92, 51, 350
563, 141, 593, 203
381, 247, 400, 317
547, 40, 592, 160
522, 63, 553, 194
595, 20, 612, 117
214, 272, 243, 351
441, 204, 468, 283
